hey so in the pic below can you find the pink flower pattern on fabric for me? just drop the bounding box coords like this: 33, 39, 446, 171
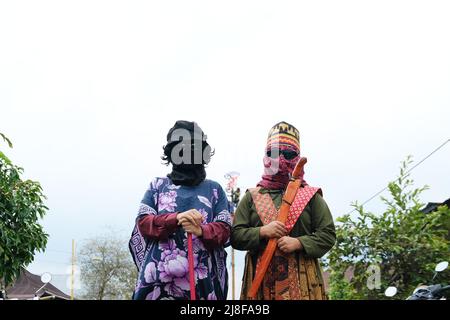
158, 190, 177, 212
151, 239, 209, 297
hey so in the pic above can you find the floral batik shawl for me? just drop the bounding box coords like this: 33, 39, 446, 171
129, 177, 231, 300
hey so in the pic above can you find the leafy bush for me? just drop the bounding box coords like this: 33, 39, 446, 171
327, 157, 450, 299
0, 133, 49, 288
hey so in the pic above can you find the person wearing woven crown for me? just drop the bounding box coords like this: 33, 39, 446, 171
231, 121, 336, 300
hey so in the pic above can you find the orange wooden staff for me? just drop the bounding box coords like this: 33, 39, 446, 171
247, 157, 307, 299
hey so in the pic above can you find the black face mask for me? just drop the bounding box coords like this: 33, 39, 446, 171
168, 163, 206, 187
164, 120, 210, 186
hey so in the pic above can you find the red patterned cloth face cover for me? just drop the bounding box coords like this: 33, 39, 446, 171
258, 145, 305, 190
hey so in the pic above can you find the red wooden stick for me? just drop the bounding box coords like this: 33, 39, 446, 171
187, 233, 196, 300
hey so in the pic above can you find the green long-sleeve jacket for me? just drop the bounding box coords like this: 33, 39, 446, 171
231, 188, 336, 259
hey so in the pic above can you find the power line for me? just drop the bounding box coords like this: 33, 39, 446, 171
345, 138, 450, 215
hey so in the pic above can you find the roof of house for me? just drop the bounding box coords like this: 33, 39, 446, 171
421, 198, 450, 214
6, 268, 71, 300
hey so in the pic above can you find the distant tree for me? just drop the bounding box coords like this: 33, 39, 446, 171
0, 132, 49, 290
78, 231, 138, 300
326, 156, 450, 300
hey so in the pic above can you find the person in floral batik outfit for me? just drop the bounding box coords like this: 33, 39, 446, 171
129, 121, 231, 300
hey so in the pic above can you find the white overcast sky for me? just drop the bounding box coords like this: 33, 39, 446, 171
1, 0, 449, 297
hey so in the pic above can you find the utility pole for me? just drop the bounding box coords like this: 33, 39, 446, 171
224, 171, 240, 300
231, 242, 235, 300
71, 239, 76, 300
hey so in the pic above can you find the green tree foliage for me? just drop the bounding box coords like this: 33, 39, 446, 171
78, 230, 138, 300
0, 132, 49, 289
327, 156, 450, 299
